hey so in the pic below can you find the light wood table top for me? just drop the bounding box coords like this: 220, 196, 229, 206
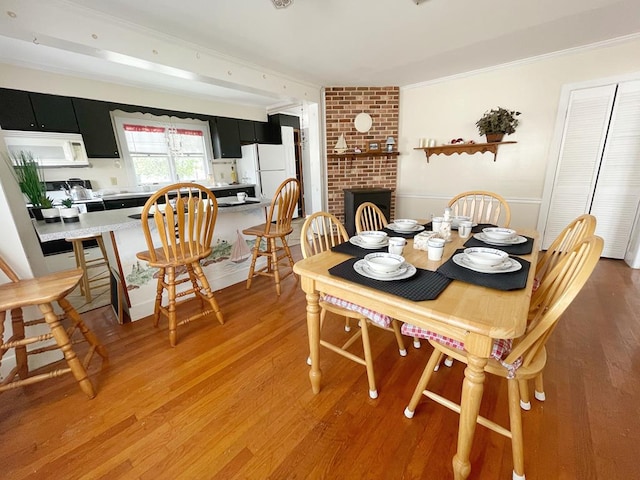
294, 228, 539, 480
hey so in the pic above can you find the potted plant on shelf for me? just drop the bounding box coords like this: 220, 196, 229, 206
9, 150, 47, 220
40, 195, 61, 223
60, 197, 80, 222
475, 107, 521, 143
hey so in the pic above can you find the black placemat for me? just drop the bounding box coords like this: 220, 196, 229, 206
128, 213, 152, 219
331, 241, 387, 257
437, 248, 531, 291
328, 257, 452, 301
382, 223, 431, 239
463, 235, 534, 255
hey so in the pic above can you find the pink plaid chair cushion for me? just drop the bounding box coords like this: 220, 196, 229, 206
321, 294, 392, 328
401, 323, 523, 377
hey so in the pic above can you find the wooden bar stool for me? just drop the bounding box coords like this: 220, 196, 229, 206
0, 256, 108, 398
66, 234, 110, 303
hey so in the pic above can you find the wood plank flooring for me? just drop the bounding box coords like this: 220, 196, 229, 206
1, 250, 638, 479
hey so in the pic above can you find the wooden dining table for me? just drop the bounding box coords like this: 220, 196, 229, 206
293, 227, 539, 480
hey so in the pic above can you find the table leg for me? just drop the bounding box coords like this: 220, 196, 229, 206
306, 291, 322, 394
453, 352, 487, 480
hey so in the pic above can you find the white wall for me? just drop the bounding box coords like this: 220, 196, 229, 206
397, 37, 640, 229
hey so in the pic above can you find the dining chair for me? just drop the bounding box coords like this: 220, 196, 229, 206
136, 183, 224, 347
516, 214, 597, 408
448, 190, 511, 227
403, 236, 603, 480
0, 255, 108, 398
355, 201, 421, 348
300, 211, 407, 398
355, 201, 389, 234
243, 177, 300, 296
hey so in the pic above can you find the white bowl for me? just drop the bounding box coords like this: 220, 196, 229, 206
364, 252, 405, 274
358, 231, 388, 245
452, 215, 471, 227
394, 218, 418, 230
463, 247, 508, 267
482, 227, 517, 241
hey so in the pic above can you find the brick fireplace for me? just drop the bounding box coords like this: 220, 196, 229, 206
324, 86, 399, 224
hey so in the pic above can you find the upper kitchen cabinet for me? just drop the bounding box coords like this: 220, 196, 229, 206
268, 113, 300, 129
0, 88, 79, 133
72, 98, 120, 158
238, 119, 281, 144
210, 117, 242, 159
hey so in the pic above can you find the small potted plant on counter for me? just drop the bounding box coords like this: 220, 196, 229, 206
475, 107, 521, 143
40, 196, 61, 223
8, 150, 46, 220
60, 197, 80, 222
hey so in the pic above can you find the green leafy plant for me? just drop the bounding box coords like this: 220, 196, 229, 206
9, 150, 45, 207
40, 196, 54, 208
61, 198, 74, 208
475, 107, 521, 135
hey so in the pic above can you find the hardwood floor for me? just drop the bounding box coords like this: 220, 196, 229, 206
1, 252, 638, 479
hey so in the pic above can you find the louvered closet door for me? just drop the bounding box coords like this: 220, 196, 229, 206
590, 80, 640, 258
542, 85, 616, 249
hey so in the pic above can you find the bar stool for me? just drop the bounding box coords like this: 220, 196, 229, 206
66, 234, 110, 303
0, 256, 108, 398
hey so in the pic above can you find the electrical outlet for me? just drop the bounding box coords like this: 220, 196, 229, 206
110, 177, 118, 185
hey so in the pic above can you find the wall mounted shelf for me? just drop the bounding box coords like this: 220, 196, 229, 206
414, 141, 516, 162
328, 151, 400, 159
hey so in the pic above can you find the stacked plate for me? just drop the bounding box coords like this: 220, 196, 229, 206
350, 230, 388, 249
354, 252, 417, 281
387, 218, 425, 233
453, 247, 521, 274
474, 227, 527, 246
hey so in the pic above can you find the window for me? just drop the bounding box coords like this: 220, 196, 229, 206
113, 113, 212, 185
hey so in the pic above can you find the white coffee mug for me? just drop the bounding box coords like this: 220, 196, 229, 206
431, 216, 443, 233
458, 220, 473, 239
388, 237, 406, 255
427, 237, 446, 261
237, 192, 247, 202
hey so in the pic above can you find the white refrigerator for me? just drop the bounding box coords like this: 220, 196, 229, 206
237, 127, 298, 216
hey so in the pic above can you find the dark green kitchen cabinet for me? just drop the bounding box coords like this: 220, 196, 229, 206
210, 117, 242, 158
0, 88, 79, 133
72, 98, 120, 158
238, 119, 281, 144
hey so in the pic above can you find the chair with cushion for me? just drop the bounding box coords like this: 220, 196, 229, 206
448, 190, 511, 227
355, 202, 388, 234
244, 178, 300, 296
300, 211, 407, 398
136, 183, 224, 347
0, 256, 108, 398
356, 202, 421, 348
403, 236, 603, 480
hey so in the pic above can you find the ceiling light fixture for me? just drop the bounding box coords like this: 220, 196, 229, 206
272, 0, 293, 8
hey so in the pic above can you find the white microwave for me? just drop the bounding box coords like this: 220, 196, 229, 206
2, 130, 90, 167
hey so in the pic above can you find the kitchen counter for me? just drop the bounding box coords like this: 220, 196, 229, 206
33, 196, 272, 322
34, 197, 270, 242
99, 183, 255, 201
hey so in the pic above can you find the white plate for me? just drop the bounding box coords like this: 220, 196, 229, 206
452, 253, 522, 274
349, 236, 388, 249
387, 223, 425, 233
473, 233, 527, 246
354, 112, 373, 133
354, 259, 417, 281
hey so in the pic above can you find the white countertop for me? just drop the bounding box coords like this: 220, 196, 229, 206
34, 197, 270, 242
99, 183, 255, 201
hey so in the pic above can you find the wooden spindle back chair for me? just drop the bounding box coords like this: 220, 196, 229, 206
355, 202, 388, 234
448, 190, 511, 226
244, 178, 300, 296
136, 183, 224, 347
300, 211, 407, 398
404, 236, 603, 480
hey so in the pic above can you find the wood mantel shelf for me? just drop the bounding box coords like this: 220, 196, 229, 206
414, 141, 516, 162
327, 151, 400, 159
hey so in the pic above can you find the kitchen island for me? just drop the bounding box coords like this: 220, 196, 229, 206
33, 197, 272, 322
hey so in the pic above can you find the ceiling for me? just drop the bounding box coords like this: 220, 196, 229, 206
1, 0, 640, 109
